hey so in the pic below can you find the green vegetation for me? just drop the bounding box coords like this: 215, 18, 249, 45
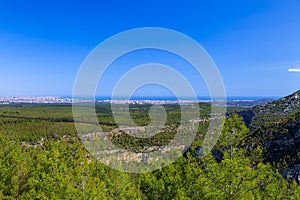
0, 104, 299, 199
239, 90, 300, 178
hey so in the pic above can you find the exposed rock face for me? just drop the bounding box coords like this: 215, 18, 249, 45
280, 164, 300, 185
239, 90, 300, 185
183, 146, 223, 163
238, 110, 255, 127
259, 117, 300, 166
182, 146, 191, 157
212, 149, 224, 163
239, 90, 300, 129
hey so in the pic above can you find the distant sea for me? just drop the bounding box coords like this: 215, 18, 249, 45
66, 96, 281, 101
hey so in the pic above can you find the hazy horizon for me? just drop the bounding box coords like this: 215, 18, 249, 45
0, 94, 282, 100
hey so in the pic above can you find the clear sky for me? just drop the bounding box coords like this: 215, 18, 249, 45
0, 0, 300, 97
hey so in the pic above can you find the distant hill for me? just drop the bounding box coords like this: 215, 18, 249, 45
226, 98, 273, 108
239, 90, 300, 184
239, 90, 300, 128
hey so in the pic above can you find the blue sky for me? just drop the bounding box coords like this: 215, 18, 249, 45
0, 0, 300, 97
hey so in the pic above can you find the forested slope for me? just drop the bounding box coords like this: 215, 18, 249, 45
0, 104, 299, 199
239, 90, 300, 185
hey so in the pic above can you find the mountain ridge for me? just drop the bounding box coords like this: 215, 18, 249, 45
239, 90, 300, 184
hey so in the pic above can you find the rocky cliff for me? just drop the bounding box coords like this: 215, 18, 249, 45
239, 90, 300, 184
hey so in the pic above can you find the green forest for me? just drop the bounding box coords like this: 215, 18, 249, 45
0, 104, 299, 199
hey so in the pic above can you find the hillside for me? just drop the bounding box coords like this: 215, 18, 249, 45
239, 90, 300, 184
240, 90, 300, 128
1, 103, 300, 198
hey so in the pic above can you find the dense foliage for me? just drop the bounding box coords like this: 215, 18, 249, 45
0, 104, 299, 199
238, 91, 300, 181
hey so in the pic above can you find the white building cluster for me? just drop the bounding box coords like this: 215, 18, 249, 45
0, 96, 73, 104
0, 96, 226, 105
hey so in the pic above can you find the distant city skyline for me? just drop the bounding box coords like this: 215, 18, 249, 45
0, 96, 279, 106
1, 0, 300, 97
